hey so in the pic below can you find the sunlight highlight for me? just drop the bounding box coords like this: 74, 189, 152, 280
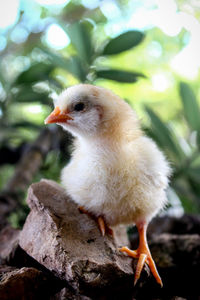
35, 0, 69, 5
100, 0, 121, 20
153, 0, 182, 36
82, 0, 100, 9
151, 74, 171, 92
0, 0, 19, 29
45, 24, 70, 49
170, 12, 200, 79
25, 104, 43, 114
128, 0, 200, 79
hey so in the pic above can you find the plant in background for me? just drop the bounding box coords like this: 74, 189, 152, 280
1, 9, 200, 229
0, 19, 146, 227
17, 22, 146, 86
145, 82, 200, 213
0, 20, 145, 149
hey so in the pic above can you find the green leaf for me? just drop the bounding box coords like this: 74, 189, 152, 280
102, 31, 144, 55
191, 154, 200, 168
178, 192, 199, 213
179, 82, 200, 131
145, 107, 185, 160
188, 167, 200, 182
40, 47, 76, 73
10, 121, 41, 130
14, 89, 51, 104
69, 55, 88, 82
96, 69, 145, 83
66, 21, 94, 65
16, 63, 54, 84
40, 48, 87, 81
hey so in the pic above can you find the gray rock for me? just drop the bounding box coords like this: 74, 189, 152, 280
19, 180, 136, 297
0, 266, 57, 300
0, 226, 20, 264
51, 287, 92, 300
150, 233, 200, 268
133, 233, 200, 299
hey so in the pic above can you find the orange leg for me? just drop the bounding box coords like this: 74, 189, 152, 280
119, 222, 163, 287
78, 206, 113, 237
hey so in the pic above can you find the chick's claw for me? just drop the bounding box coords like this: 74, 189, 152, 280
78, 206, 113, 237
78, 206, 90, 215
134, 253, 147, 286
119, 246, 163, 287
97, 216, 106, 236
119, 246, 138, 258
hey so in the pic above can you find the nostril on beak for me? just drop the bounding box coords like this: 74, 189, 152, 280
45, 106, 73, 124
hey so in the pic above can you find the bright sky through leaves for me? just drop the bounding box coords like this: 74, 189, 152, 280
0, 0, 20, 28
0, 0, 200, 82
45, 24, 70, 49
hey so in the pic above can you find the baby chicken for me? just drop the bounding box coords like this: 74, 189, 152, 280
45, 84, 170, 286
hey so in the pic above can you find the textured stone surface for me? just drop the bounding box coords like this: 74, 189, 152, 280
133, 233, 200, 299
148, 214, 200, 237
19, 180, 136, 297
129, 213, 200, 249
0, 266, 57, 300
150, 233, 200, 268
0, 226, 20, 264
51, 287, 92, 300
18, 179, 200, 299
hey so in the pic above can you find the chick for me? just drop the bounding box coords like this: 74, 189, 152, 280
45, 84, 170, 286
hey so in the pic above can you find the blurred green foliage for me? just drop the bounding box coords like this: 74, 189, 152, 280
0, 0, 200, 227
145, 82, 200, 212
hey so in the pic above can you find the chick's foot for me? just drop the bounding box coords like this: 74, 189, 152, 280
78, 206, 113, 237
119, 222, 163, 287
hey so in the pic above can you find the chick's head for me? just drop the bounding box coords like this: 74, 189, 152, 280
45, 84, 140, 139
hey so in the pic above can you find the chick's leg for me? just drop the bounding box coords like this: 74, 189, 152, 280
78, 206, 113, 236
119, 222, 163, 287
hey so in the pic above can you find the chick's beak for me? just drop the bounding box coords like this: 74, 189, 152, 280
45, 106, 73, 124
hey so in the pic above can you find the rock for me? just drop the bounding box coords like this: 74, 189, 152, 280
150, 233, 200, 269
0, 226, 20, 265
0, 226, 65, 299
148, 214, 200, 237
19, 179, 200, 299
130, 213, 200, 252
51, 287, 92, 300
133, 233, 200, 299
19, 180, 137, 298
0, 226, 52, 271
0, 265, 60, 300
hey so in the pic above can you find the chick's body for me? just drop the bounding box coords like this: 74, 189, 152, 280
62, 134, 169, 226
45, 84, 170, 286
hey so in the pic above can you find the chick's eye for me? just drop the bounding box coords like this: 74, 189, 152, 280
74, 102, 85, 112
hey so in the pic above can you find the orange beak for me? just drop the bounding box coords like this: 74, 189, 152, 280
45, 106, 73, 124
